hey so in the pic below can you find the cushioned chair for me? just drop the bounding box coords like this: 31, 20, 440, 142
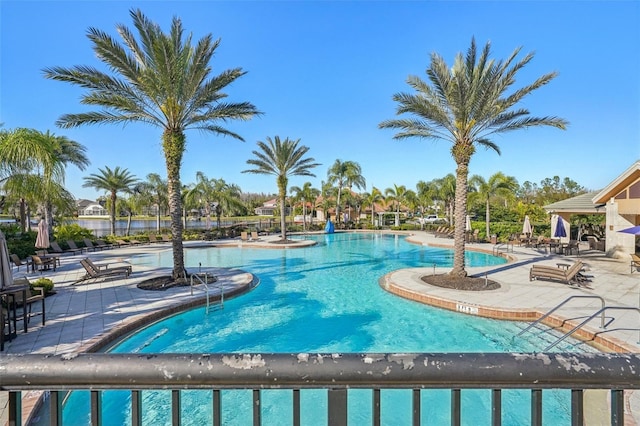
30, 255, 56, 273
11, 277, 46, 326
10, 254, 32, 272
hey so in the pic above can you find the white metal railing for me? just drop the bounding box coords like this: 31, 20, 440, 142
190, 265, 223, 313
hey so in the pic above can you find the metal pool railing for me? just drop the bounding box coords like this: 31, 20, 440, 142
1, 353, 639, 426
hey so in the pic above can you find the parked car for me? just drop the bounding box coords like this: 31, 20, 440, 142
418, 215, 446, 224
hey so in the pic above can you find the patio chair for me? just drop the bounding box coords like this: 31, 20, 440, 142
68, 240, 90, 253
11, 277, 45, 326
95, 240, 114, 250
161, 234, 172, 243
83, 238, 106, 251
84, 257, 132, 276
148, 235, 163, 244
240, 231, 250, 242
529, 260, 584, 285
10, 254, 32, 272
563, 240, 580, 256
75, 258, 131, 284
30, 255, 56, 273
251, 231, 261, 241
631, 254, 640, 273
50, 241, 83, 256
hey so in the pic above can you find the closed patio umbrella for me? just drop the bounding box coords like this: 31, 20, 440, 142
465, 215, 472, 232
35, 219, 50, 250
553, 215, 567, 238
0, 230, 13, 290
522, 215, 532, 236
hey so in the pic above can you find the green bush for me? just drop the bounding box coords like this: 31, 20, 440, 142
1, 225, 37, 258
31, 277, 54, 294
54, 223, 94, 241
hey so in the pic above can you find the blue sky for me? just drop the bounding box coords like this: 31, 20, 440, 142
1, 1, 639, 201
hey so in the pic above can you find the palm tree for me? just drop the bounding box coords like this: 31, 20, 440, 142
380, 38, 567, 276
0, 128, 89, 232
363, 187, 384, 227
415, 180, 437, 230
326, 160, 366, 226
469, 172, 518, 239
136, 173, 168, 233
83, 166, 139, 235
317, 180, 335, 223
290, 182, 320, 232
384, 184, 411, 227
44, 9, 259, 280
243, 136, 319, 241
433, 174, 456, 226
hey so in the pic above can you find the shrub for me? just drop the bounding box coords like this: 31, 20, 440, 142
54, 223, 94, 241
31, 277, 55, 294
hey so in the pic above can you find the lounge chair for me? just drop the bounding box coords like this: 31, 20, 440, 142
250, 231, 261, 241
83, 238, 106, 251
148, 235, 163, 244
75, 258, 130, 284
10, 254, 32, 272
529, 261, 584, 285
11, 277, 45, 326
30, 255, 56, 273
631, 254, 640, 273
84, 257, 132, 276
95, 239, 114, 250
161, 234, 172, 243
240, 231, 250, 242
116, 239, 140, 246
50, 241, 83, 256
68, 240, 89, 253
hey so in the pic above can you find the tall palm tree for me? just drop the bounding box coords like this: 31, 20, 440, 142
469, 172, 518, 238
380, 38, 567, 276
44, 9, 259, 280
290, 182, 320, 232
326, 160, 366, 225
83, 166, 139, 235
243, 136, 319, 241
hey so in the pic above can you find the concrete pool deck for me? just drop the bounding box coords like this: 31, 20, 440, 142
1, 230, 639, 423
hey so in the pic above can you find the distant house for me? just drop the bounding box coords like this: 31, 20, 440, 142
254, 198, 278, 216
77, 199, 108, 217
254, 198, 291, 216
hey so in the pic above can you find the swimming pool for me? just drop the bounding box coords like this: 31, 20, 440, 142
64, 233, 586, 425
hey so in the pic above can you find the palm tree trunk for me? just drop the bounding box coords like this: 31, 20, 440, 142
450, 162, 469, 277
20, 198, 26, 233
278, 185, 287, 241
163, 131, 186, 281
485, 198, 490, 239
126, 212, 132, 236
110, 191, 117, 236
336, 188, 342, 225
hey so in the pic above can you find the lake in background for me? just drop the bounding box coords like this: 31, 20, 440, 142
74, 218, 276, 236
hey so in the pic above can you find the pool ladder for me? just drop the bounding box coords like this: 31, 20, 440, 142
190, 269, 224, 313
515, 295, 640, 350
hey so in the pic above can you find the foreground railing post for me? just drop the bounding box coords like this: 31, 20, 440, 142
131, 390, 142, 426
8, 390, 20, 426
491, 389, 501, 426
328, 388, 347, 426
531, 389, 542, 426
90, 390, 102, 426
451, 389, 461, 426
171, 390, 181, 426
212, 389, 221, 426
412, 389, 420, 426
571, 389, 583, 426
252, 389, 260, 426
372, 389, 381, 426
611, 389, 624, 426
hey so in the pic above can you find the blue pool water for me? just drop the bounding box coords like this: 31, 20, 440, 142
63, 233, 584, 425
